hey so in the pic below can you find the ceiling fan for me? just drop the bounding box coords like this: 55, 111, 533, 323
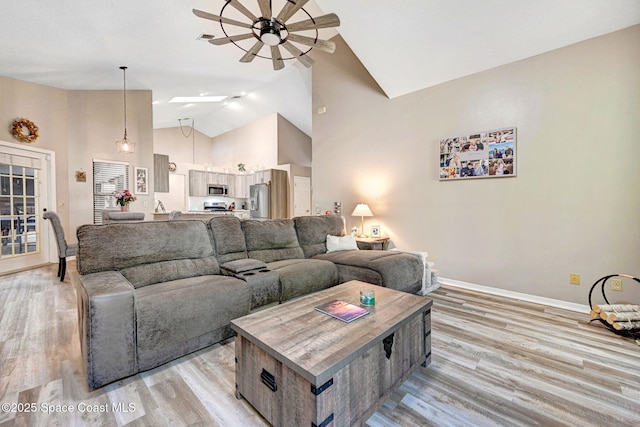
193, 0, 340, 70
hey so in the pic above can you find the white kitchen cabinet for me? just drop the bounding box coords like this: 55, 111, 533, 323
226, 174, 236, 197
235, 174, 247, 198
254, 169, 271, 184
207, 172, 219, 184
189, 170, 207, 197
245, 173, 256, 198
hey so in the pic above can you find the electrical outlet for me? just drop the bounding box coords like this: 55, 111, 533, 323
569, 273, 580, 285
611, 278, 623, 291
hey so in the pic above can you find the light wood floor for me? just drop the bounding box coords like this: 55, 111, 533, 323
1, 262, 639, 426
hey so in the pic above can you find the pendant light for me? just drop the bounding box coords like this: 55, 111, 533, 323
115, 66, 135, 154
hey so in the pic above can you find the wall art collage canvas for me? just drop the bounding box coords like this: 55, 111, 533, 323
439, 126, 516, 180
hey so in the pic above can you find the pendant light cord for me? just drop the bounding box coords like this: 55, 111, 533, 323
120, 66, 128, 140
178, 118, 194, 138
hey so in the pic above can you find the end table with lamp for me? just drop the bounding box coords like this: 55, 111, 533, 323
355, 237, 390, 250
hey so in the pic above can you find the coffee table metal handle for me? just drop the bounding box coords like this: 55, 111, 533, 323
260, 368, 277, 392
383, 333, 395, 359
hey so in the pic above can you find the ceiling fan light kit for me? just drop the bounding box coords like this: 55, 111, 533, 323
193, 0, 340, 70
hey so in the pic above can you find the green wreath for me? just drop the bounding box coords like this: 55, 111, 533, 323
11, 118, 39, 143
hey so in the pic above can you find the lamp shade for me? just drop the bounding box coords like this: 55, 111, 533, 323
351, 203, 373, 217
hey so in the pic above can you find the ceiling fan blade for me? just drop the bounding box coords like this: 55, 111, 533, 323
282, 41, 314, 68
286, 13, 340, 32
276, 0, 309, 22
270, 45, 285, 70
240, 40, 265, 63
286, 33, 335, 53
209, 33, 255, 46
228, 0, 258, 21
192, 9, 254, 29
257, 0, 272, 19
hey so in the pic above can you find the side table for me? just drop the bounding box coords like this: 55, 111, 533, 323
356, 237, 390, 250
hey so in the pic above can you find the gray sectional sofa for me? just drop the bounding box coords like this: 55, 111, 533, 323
75, 215, 423, 389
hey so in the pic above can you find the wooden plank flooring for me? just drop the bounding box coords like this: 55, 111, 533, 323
1, 262, 639, 426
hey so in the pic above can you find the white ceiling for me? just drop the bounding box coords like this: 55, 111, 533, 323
1, 1, 639, 138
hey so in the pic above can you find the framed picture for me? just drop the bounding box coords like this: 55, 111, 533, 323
134, 167, 148, 195
371, 225, 381, 238
439, 126, 516, 180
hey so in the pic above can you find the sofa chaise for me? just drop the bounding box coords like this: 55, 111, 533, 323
75, 215, 423, 388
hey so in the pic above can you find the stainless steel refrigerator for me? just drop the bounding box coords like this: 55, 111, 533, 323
249, 169, 289, 219
250, 183, 270, 219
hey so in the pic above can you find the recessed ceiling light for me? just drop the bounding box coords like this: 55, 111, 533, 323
169, 96, 227, 103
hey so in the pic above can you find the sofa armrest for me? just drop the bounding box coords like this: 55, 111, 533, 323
76, 271, 137, 389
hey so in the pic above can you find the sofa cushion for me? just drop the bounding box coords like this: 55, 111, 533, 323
208, 216, 248, 264
134, 275, 250, 369
77, 220, 214, 274
242, 219, 305, 263
313, 250, 422, 294
267, 258, 339, 301
120, 256, 220, 289
294, 215, 345, 258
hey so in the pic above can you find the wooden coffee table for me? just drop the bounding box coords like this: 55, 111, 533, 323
231, 280, 432, 427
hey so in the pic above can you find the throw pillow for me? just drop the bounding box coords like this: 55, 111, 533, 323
326, 234, 359, 253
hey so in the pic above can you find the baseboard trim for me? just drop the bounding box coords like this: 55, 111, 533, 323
440, 277, 590, 314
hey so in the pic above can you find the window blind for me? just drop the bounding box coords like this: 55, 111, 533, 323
93, 160, 129, 224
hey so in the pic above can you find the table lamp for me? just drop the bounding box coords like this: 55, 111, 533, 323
351, 203, 373, 237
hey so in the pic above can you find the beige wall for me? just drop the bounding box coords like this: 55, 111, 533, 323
277, 114, 312, 167
1, 76, 154, 241
154, 126, 213, 166
0, 76, 70, 230
67, 90, 154, 232
210, 113, 279, 172
156, 113, 311, 175
312, 26, 640, 304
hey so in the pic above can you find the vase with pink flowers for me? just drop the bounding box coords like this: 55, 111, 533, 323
114, 189, 136, 211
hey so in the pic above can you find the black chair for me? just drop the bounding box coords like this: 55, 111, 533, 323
43, 210, 77, 281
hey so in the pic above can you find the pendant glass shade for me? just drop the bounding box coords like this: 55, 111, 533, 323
115, 134, 135, 154
116, 66, 134, 154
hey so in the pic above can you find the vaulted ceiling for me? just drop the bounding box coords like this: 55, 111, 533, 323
1, 0, 638, 138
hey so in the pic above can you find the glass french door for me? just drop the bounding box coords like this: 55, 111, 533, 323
0, 143, 51, 273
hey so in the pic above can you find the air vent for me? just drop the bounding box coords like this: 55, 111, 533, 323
198, 34, 215, 41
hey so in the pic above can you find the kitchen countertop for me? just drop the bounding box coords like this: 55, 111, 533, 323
152, 210, 250, 220
187, 210, 249, 214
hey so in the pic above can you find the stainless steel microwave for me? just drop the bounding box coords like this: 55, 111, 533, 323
208, 185, 228, 196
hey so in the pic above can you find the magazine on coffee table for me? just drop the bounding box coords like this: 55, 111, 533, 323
315, 299, 370, 323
